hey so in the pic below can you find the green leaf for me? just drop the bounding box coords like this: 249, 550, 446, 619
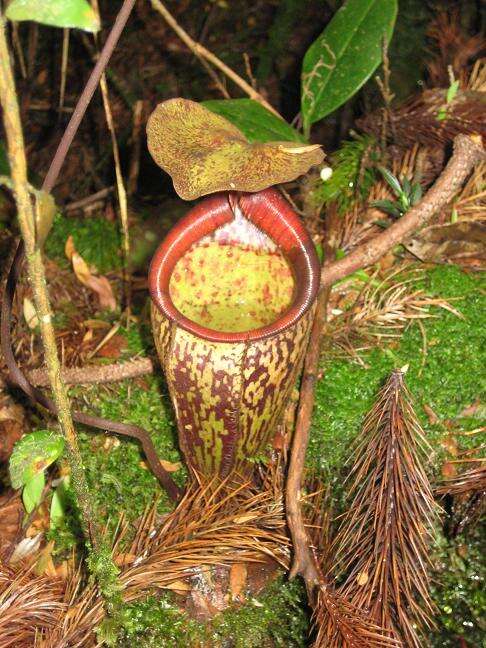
50, 476, 70, 530
9, 430, 65, 489
301, 0, 397, 134
22, 471, 45, 514
401, 177, 411, 196
446, 79, 460, 104
371, 199, 402, 218
378, 166, 402, 197
203, 99, 305, 143
147, 98, 324, 200
6, 0, 100, 32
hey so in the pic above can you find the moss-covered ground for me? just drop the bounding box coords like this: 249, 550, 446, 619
46, 262, 484, 646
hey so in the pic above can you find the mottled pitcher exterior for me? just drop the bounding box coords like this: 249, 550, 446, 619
149, 188, 319, 479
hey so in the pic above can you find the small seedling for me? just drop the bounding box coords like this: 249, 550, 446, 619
372, 166, 423, 219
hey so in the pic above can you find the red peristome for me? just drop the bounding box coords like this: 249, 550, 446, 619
149, 188, 320, 343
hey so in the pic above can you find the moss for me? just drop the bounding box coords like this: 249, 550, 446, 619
77, 376, 184, 527
209, 576, 308, 647
118, 576, 309, 648
309, 266, 485, 481
45, 213, 122, 273
309, 266, 485, 645
310, 135, 378, 213
429, 527, 486, 647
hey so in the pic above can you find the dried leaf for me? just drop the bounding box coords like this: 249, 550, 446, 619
406, 220, 486, 267
334, 370, 438, 648
356, 571, 368, 586
159, 459, 182, 473
229, 563, 247, 600
23, 297, 39, 329
146, 98, 324, 200
162, 579, 191, 592
64, 234, 76, 261
34, 190, 56, 248
441, 461, 457, 479
9, 533, 43, 565
71, 252, 116, 311
233, 513, 259, 524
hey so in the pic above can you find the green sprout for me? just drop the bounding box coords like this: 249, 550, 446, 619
372, 166, 423, 220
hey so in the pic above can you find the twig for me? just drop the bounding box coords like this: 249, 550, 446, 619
127, 100, 146, 196
0, 1, 105, 583
65, 186, 114, 211
43, 0, 137, 193
286, 133, 485, 593
26, 357, 154, 387
286, 289, 328, 587
58, 28, 70, 114
92, 0, 131, 320
321, 135, 485, 288
149, 0, 281, 117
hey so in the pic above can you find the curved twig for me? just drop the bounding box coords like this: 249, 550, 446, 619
286, 133, 484, 588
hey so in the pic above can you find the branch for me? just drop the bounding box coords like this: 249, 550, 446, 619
286, 290, 328, 586
149, 0, 281, 117
26, 357, 154, 387
321, 134, 485, 288
0, 5, 118, 612
286, 133, 484, 591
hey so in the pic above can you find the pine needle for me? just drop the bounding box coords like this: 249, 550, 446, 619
325, 268, 461, 364
0, 563, 64, 648
37, 471, 289, 647
333, 369, 438, 647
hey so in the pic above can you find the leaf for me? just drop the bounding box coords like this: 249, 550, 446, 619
146, 98, 324, 200
9, 533, 43, 564
301, 0, 397, 134
71, 251, 117, 311
49, 476, 69, 530
6, 0, 100, 32
229, 563, 247, 600
446, 79, 460, 104
163, 580, 192, 592
34, 190, 57, 248
9, 430, 65, 489
202, 99, 305, 143
371, 200, 401, 218
22, 471, 45, 513
378, 166, 402, 197
159, 459, 182, 473
406, 221, 486, 268
409, 182, 422, 206
23, 297, 39, 329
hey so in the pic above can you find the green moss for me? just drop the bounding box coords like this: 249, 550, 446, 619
209, 576, 308, 647
310, 135, 378, 213
77, 376, 184, 527
429, 527, 486, 647
45, 213, 122, 273
310, 266, 485, 645
309, 266, 485, 480
118, 576, 309, 648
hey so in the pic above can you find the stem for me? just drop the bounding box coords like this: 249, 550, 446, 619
92, 0, 131, 320
149, 0, 281, 117
43, 0, 137, 193
0, 11, 122, 620
321, 135, 484, 288
286, 133, 484, 591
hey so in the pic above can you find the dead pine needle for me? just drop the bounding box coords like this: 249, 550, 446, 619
333, 369, 439, 648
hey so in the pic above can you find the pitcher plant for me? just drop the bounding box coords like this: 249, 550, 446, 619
146, 98, 324, 481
